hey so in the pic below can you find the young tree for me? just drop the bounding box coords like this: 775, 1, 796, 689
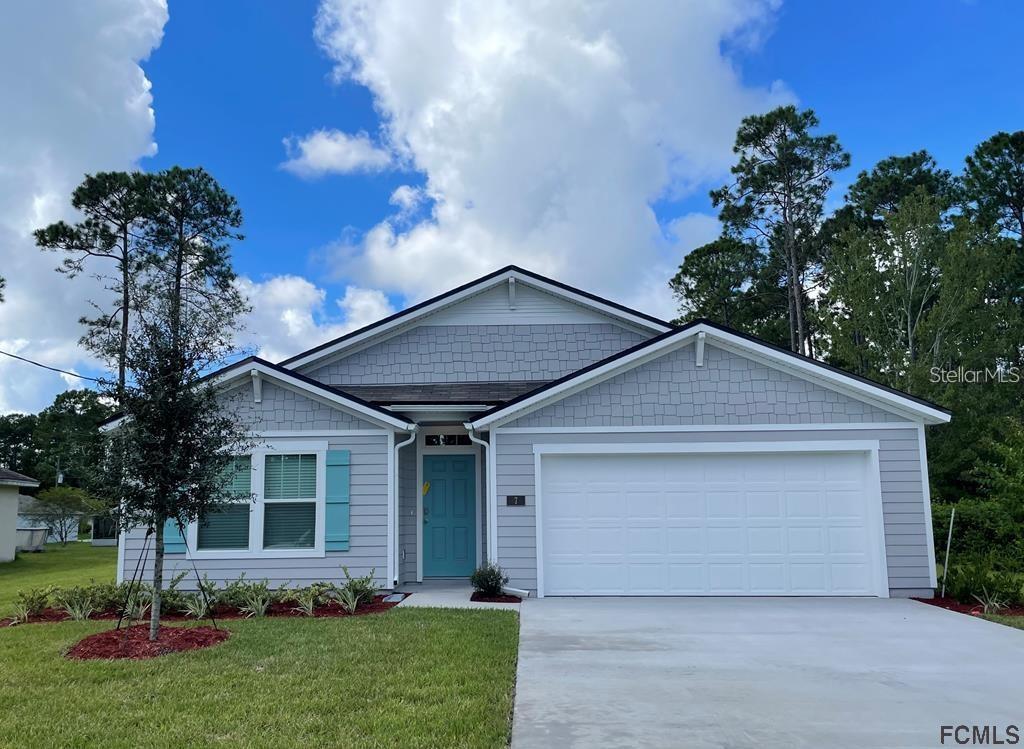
21, 486, 96, 546
35, 172, 152, 402
711, 106, 850, 355
106, 167, 251, 640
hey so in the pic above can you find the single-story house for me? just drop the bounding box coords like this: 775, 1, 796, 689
0, 469, 41, 561
115, 266, 950, 598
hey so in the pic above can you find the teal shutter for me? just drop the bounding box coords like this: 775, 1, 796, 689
163, 517, 186, 554
325, 450, 351, 551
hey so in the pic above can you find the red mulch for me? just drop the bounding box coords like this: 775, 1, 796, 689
470, 592, 521, 603
913, 597, 1024, 618
3, 594, 406, 627
66, 625, 229, 660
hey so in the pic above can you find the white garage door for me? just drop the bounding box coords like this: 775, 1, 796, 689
539, 451, 886, 597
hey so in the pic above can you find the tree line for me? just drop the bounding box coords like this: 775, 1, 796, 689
671, 107, 1024, 516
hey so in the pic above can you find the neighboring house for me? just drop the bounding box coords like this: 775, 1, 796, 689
0, 469, 40, 561
17, 497, 80, 544
114, 266, 950, 598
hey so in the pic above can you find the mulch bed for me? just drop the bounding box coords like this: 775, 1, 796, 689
4, 594, 406, 627
66, 625, 229, 660
470, 592, 521, 603
913, 596, 1024, 618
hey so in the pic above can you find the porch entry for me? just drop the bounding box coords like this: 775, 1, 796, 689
423, 454, 477, 577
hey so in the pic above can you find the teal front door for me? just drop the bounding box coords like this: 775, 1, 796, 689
423, 454, 476, 577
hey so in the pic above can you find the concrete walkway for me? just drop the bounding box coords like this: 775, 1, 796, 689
513, 597, 1024, 749
395, 579, 523, 611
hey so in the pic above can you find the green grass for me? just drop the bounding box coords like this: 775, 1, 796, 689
0, 543, 116, 610
983, 614, 1024, 631
0, 609, 519, 748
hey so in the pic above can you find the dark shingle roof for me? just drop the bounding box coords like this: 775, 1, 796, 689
0, 468, 39, 486
338, 380, 552, 405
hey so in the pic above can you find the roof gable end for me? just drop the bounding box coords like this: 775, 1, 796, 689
282, 266, 674, 371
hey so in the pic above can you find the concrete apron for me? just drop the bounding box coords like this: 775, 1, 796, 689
512, 596, 1024, 749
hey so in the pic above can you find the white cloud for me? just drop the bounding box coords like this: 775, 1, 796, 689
311, 0, 791, 318
236, 276, 394, 363
281, 128, 392, 177
667, 213, 722, 254
0, 0, 167, 414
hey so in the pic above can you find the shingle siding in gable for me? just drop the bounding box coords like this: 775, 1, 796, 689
506, 343, 908, 427
305, 324, 647, 385
219, 381, 379, 431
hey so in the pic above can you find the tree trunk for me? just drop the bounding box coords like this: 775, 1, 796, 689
118, 225, 130, 404
149, 519, 164, 641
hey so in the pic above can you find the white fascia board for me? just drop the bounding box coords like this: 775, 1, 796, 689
0, 479, 40, 488
283, 269, 671, 371
470, 323, 951, 430
212, 361, 416, 431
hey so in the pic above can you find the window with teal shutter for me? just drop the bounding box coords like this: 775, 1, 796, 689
263, 453, 317, 549
197, 455, 253, 551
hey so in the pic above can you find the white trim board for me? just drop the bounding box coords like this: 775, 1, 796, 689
917, 423, 939, 588
498, 422, 917, 434
531, 440, 889, 599
283, 268, 672, 371
470, 323, 951, 430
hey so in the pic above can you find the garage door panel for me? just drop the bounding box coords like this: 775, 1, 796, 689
706, 491, 743, 518
540, 452, 884, 597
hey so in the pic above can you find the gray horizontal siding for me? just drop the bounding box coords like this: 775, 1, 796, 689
507, 343, 909, 427
219, 381, 379, 431
493, 428, 931, 595
120, 434, 390, 590
304, 324, 646, 385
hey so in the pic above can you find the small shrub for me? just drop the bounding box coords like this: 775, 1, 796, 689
121, 586, 152, 622
336, 587, 361, 614
338, 567, 378, 606
237, 579, 274, 618
973, 587, 1009, 615
15, 587, 50, 617
217, 574, 250, 609
945, 557, 1024, 606
52, 586, 96, 621
181, 593, 212, 620
290, 584, 331, 616
8, 602, 32, 625
88, 582, 123, 613
470, 562, 509, 597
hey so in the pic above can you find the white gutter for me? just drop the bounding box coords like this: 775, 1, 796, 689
393, 426, 418, 587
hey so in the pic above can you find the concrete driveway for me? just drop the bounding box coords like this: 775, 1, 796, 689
513, 598, 1024, 749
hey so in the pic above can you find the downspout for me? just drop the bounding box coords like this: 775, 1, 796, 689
393, 425, 418, 588
465, 424, 493, 562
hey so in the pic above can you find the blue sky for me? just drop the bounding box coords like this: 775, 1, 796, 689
2, 0, 1022, 413
142, 0, 1023, 305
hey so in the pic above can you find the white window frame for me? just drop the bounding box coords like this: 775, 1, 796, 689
188, 439, 328, 559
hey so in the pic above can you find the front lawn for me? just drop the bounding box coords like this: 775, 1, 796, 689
0, 608, 519, 748
0, 543, 116, 610
984, 614, 1024, 631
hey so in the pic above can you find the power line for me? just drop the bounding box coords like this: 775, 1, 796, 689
0, 349, 104, 383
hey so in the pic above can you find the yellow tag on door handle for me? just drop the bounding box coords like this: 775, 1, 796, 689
422, 481, 430, 495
